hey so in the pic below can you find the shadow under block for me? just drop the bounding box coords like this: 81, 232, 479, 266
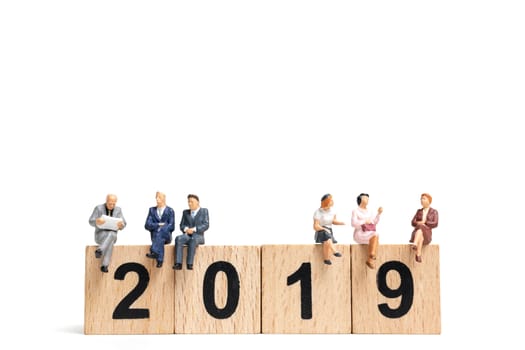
84, 245, 175, 334
351, 244, 441, 334
174, 245, 261, 334
261, 244, 352, 334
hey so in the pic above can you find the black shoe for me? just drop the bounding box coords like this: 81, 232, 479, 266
100, 265, 108, 273
156, 261, 163, 268
95, 249, 102, 259
172, 263, 182, 270
187, 264, 193, 270
324, 260, 332, 265
334, 252, 342, 257
146, 252, 158, 259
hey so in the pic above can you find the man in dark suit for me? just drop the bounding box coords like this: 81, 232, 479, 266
173, 194, 209, 270
145, 192, 175, 268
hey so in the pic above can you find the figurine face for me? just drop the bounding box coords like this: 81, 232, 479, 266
156, 192, 166, 207
106, 195, 117, 210
420, 196, 430, 208
360, 195, 369, 206
321, 198, 334, 209
188, 197, 199, 211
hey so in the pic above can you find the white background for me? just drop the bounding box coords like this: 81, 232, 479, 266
1, 0, 524, 348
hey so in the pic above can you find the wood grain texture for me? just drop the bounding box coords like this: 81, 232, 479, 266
351, 244, 441, 334
261, 244, 352, 334
84, 245, 175, 334
174, 245, 261, 334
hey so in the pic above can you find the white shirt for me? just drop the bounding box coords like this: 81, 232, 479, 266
313, 207, 334, 228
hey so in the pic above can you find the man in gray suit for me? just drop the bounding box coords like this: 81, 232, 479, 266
89, 194, 127, 273
173, 194, 209, 270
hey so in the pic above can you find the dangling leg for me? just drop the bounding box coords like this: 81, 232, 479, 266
100, 231, 117, 272
366, 235, 379, 269
322, 240, 332, 265
414, 229, 423, 263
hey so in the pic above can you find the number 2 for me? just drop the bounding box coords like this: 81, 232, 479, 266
112, 262, 150, 319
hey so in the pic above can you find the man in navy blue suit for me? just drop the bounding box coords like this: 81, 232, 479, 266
173, 194, 209, 270
145, 192, 175, 268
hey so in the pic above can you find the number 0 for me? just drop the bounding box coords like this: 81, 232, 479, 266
202, 261, 240, 319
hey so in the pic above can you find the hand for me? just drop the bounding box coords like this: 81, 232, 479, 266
96, 217, 105, 225
186, 228, 195, 235
117, 221, 124, 229
377, 207, 383, 214
365, 219, 371, 224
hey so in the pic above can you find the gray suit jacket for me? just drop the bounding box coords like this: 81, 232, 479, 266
179, 208, 209, 243
89, 204, 127, 235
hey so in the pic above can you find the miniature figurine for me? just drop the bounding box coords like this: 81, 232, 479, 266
88, 194, 126, 273
145, 192, 175, 268
409, 193, 439, 263
351, 193, 383, 269
313, 194, 344, 265
173, 194, 209, 270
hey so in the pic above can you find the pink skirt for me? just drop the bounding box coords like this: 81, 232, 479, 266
353, 229, 378, 244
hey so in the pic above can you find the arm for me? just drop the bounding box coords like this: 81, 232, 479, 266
195, 208, 209, 234
89, 206, 101, 227
180, 211, 188, 233
411, 210, 419, 227
145, 208, 158, 231
332, 215, 345, 225
373, 207, 383, 225
313, 218, 324, 232
165, 207, 176, 233
115, 207, 127, 230
425, 209, 439, 229
351, 210, 365, 228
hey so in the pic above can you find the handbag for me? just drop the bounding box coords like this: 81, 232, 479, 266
361, 223, 376, 232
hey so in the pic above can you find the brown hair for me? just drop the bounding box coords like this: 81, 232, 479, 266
188, 194, 200, 202
421, 193, 432, 204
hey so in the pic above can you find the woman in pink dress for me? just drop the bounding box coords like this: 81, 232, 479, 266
351, 193, 383, 269
409, 193, 439, 263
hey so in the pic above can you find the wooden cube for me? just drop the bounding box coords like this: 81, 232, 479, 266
84, 245, 175, 334
174, 245, 260, 333
351, 244, 441, 334
261, 244, 351, 334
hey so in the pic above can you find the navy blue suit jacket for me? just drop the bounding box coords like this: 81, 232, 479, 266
145, 206, 175, 242
179, 208, 209, 243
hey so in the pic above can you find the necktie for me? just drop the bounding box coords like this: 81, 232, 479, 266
191, 211, 195, 218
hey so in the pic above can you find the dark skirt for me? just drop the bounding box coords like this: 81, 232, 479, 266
315, 227, 337, 243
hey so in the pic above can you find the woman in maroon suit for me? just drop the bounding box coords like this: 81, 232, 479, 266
409, 193, 438, 263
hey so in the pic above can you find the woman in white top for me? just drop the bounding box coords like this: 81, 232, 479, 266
313, 194, 345, 265
351, 193, 383, 269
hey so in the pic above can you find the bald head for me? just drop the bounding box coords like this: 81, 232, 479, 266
105, 194, 117, 210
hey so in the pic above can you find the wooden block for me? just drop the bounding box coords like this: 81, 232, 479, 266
261, 245, 352, 334
351, 244, 441, 334
174, 245, 260, 334
84, 245, 175, 334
